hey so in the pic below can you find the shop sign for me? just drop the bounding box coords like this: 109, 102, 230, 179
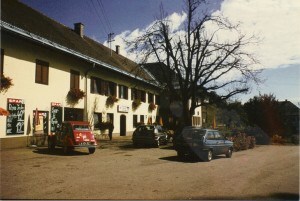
118, 105, 129, 113
6, 98, 25, 135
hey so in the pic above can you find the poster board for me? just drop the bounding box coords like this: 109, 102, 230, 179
50, 102, 62, 133
6, 98, 25, 135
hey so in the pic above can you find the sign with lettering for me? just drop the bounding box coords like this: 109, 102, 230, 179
33, 110, 49, 135
50, 102, 62, 133
118, 105, 129, 113
6, 98, 25, 135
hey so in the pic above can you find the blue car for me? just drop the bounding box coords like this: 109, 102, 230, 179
174, 127, 233, 161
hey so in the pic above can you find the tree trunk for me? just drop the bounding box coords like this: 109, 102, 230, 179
182, 99, 192, 126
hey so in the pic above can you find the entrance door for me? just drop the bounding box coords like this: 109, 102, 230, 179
120, 115, 126, 136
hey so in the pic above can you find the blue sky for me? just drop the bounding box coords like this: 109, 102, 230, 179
20, 0, 300, 106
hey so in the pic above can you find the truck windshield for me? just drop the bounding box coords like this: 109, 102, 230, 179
73, 125, 90, 131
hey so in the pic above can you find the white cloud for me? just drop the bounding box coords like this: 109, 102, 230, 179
104, 12, 187, 63
218, 0, 300, 69
107, 0, 300, 71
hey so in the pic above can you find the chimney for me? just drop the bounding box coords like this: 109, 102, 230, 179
74, 23, 84, 38
115, 45, 120, 54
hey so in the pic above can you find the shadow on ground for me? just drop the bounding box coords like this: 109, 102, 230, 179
32, 148, 90, 156
185, 193, 299, 200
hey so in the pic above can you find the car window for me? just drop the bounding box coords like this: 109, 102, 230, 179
206, 132, 215, 140
193, 129, 205, 140
182, 129, 193, 139
214, 131, 224, 140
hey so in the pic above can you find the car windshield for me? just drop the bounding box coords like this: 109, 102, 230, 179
182, 128, 205, 140
73, 125, 90, 131
143, 126, 154, 131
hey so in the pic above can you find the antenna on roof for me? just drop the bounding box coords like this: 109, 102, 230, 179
108, 33, 115, 56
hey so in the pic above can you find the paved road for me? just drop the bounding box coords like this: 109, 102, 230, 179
1, 138, 299, 200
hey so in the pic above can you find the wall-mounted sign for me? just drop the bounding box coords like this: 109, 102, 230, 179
50, 102, 62, 133
6, 98, 25, 135
118, 105, 129, 113
33, 110, 49, 135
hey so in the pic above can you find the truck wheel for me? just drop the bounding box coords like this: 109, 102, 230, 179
88, 148, 95, 154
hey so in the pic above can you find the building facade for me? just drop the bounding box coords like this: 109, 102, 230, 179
0, 0, 161, 148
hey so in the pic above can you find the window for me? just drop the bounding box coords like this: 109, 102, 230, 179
140, 115, 144, 124
214, 132, 224, 140
140, 90, 146, 102
90, 76, 101, 94
70, 70, 80, 89
119, 85, 128, 99
133, 115, 138, 128
1, 49, 4, 75
131, 88, 146, 102
148, 93, 154, 103
107, 113, 114, 123
206, 132, 215, 140
35, 59, 49, 85
93, 112, 102, 130
107, 81, 116, 96
155, 95, 160, 105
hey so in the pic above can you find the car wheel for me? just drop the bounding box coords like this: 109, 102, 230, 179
226, 148, 232, 158
205, 150, 213, 162
177, 151, 184, 158
133, 141, 138, 147
88, 148, 95, 154
48, 142, 55, 152
156, 139, 160, 148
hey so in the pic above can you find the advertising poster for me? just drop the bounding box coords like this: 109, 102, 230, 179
6, 98, 25, 135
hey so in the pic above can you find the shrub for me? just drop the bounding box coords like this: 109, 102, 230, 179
291, 135, 299, 145
272, 134, 284, 144
232, 133, 256, 151
249, 136, 256, 149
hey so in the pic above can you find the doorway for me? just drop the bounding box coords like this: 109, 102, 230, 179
120, 115, 126, 136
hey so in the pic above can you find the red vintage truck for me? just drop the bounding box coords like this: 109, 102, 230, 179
48, 121, 97, 154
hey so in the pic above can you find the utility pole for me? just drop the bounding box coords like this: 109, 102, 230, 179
108, 33, 114, 56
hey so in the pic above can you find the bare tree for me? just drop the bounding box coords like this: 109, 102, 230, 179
128, 0, 261, 126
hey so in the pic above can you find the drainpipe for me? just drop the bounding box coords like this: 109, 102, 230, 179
84, 63, 95, 121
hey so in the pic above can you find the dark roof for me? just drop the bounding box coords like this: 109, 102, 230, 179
1, 0, 153, 83
279, 100, 300, 115
143, 62, 176, 85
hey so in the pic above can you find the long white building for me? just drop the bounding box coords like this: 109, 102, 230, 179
0, 0, 202, 149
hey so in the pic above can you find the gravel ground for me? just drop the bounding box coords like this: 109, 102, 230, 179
1, 137, 299, 200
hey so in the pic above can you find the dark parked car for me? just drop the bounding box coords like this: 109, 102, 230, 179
132, 125, 168, 147
173, 127, 233, 161
48, 121, 97, 154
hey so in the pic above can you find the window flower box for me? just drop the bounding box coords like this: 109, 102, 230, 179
66, 88, 85, 105
106, 95, 119, 108
0, 75, 13, 93
132, 99, 141, 111
148, 102, 156, 111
